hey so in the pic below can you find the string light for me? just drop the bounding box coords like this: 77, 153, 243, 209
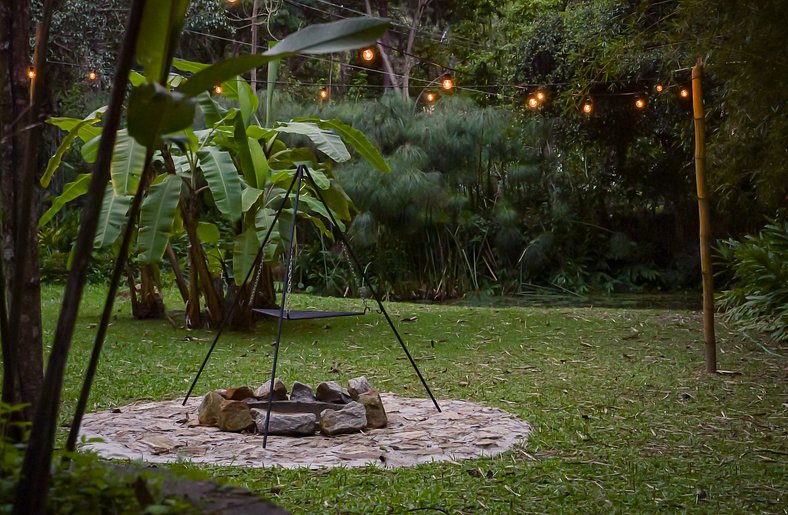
536, 90, 545, 101
27, 67, 36, 79
425, 92, 436, 103
655, 83, 664, 92
319, 87, 329, 100
635, 97, 647, 109
528, 97, 539, 109
88, 71, 97, 81
679, 88, 690, 98
214, 85, 223, 94
361, 48, 375, 62
582, 100, 593, 115
441, 77, 454, 91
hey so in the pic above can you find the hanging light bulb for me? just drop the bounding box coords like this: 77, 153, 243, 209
635, 97, 647, 110
528, 97, 539, 109
680, 88, 690, 99
361, 48, 375, 62
319, 88, 329, 100
655, 83, 664, 93
27, 67, 36, 79
88, 71, 97, 81
582, 100, 593, 114
536, 90, 545, 101
425, 92, 436, 103
214, 85, 223, 94
441, 77, 454, 91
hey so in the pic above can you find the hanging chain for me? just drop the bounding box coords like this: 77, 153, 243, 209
341, 242, 370, 311
284, 230, 296, 314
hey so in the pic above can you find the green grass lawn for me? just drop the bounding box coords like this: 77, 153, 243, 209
45, 285, 786, 514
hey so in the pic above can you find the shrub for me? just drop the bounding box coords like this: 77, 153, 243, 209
717, 219, 788, 343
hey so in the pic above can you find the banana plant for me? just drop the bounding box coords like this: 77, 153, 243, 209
40, 17, 391, 328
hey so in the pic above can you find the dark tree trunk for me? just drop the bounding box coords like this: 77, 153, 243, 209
0, 0, 45, 426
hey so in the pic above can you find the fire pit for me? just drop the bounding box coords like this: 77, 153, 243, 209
198, 377, 387, 437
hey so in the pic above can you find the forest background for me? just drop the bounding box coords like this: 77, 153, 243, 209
27, 0, 788, 328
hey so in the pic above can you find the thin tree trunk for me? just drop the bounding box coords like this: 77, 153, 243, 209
0, 0, 48, 428
166, 244, 189, 303
180, 187, 223, 327
14, 3, 147, 513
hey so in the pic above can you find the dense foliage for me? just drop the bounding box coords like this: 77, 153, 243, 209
717, 220, 788, 343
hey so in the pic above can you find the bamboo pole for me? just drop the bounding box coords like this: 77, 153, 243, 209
692, 57, 717, 373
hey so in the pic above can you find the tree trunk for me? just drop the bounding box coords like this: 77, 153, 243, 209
0, 0, 45, 426
132, 264, 165, 319
180, 186, 224, 327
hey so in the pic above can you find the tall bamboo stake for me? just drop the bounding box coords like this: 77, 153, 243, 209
692, 57, 717, 373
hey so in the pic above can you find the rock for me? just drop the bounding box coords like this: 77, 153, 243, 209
347, 377, 373, 400
217, 400, 254, 432
252, 410, 317, 436
289, 381, 316, 402
254, 378, 288, 401
319, 401, 367, 436
315, 381, 352, 404
198, 391, 224, 426
222, 386, 255, 401
358, 390, 387, 429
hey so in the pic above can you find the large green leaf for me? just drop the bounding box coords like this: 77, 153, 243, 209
81, 135, 101, 163
320, 179, 353, 221
263, 17, 390, 56
179, 18, 389, 97
136, 0, 190, 83
197, 148, 242, 222
41, 116, 103, 187
294, 117, 390, 172
274, 122, 350, 163
197, 221, 220, 244
110, 130, 147, 195
299, 195, 345, 231
137, 174, 183, 264
248, 137, 270, 188
196, 91, 223, 126
236, 76, 258, 127
242, 186, 264, 212
232, 225, 261, 285
38, 174, 92, 227
127, 83, 196, 147
94, 187, 133, 249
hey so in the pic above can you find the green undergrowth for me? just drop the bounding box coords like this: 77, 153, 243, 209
42, 285, 786, 513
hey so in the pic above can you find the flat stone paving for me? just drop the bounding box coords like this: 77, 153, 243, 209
79, 393, 531, 469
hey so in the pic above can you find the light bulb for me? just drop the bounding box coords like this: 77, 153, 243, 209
441, 77, 454, 91
319, 88, 329, 100
635, 98, 646, 109
88, 71, 97, 81
528, 97, 539, 109
582, 102, 593, 114
680, 88, 690, 98
214, 85, 222, 94
655, 84, 663, 93
536, 90, 545, 101
362, 48, 375, 62
426, 92, 436, 103
27, 68, 35, 79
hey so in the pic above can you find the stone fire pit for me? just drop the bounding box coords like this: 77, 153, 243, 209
78, 386, 532, 469
199, 377, 387, 437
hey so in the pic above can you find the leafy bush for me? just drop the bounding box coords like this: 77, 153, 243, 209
717, 220, 788, 343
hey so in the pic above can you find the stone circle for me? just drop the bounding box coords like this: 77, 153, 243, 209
78, 394, 532, 469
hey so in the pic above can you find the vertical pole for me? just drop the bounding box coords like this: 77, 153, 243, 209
692, 57, 717, 373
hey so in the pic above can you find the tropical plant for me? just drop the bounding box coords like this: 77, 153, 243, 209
40, 23, 391, 328
717, 219, 788, 343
